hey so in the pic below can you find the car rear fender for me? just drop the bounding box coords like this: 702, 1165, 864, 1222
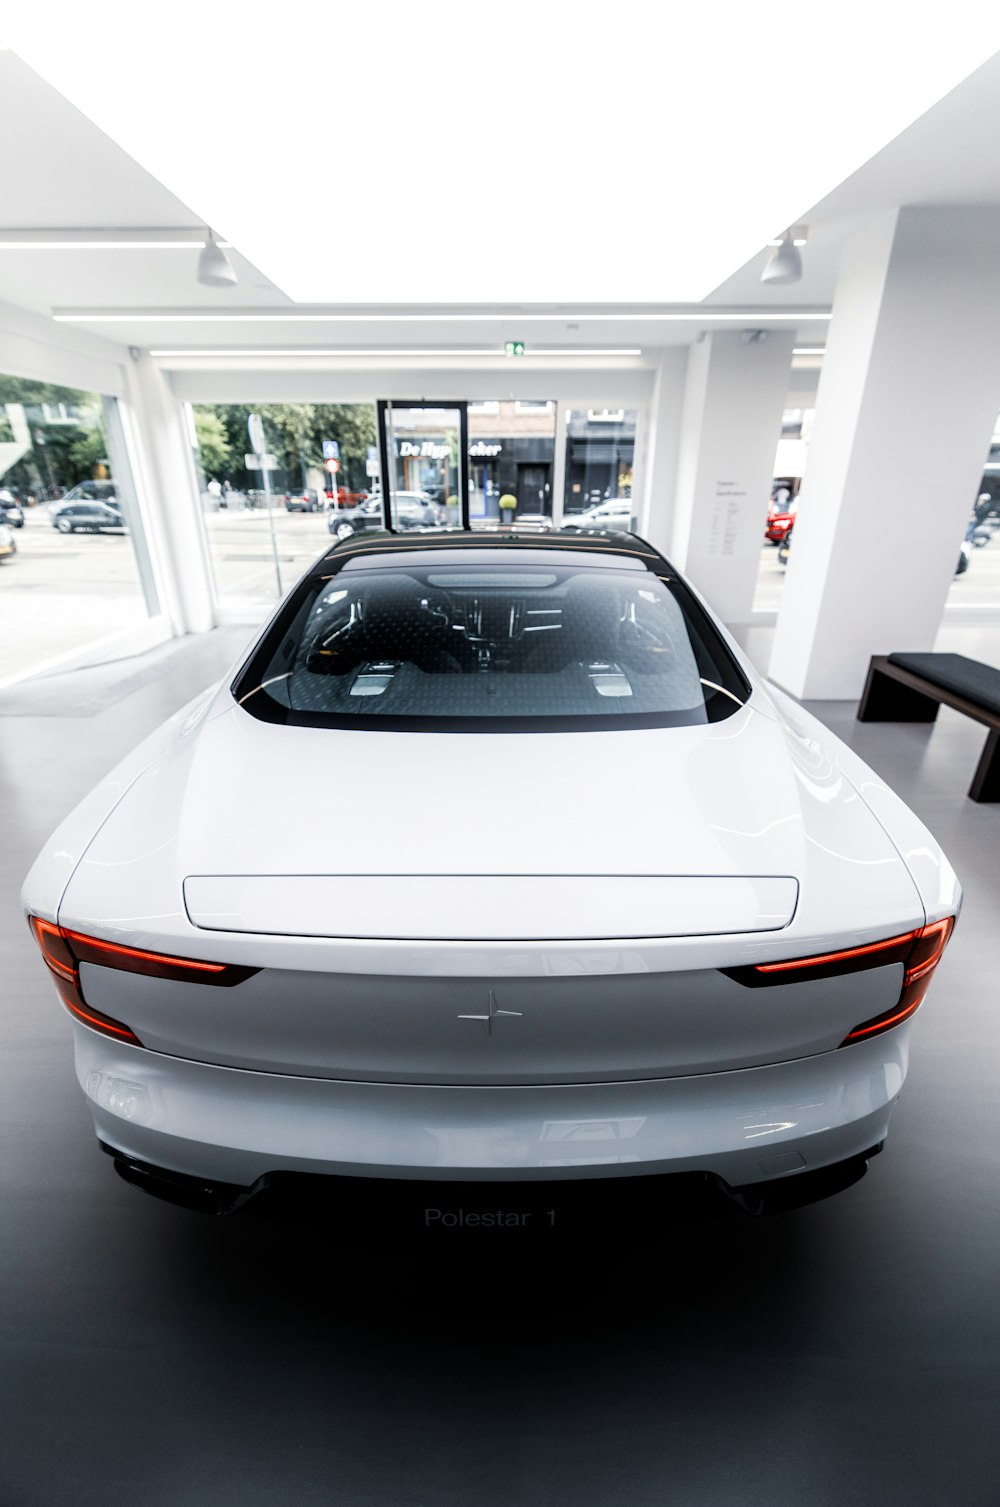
20, 683, 225, 924
760, 685, 961, 925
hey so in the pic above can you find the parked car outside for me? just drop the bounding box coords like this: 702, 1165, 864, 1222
50, 500, 125, 534
327, 492, 444, 540
284, 488, 326, 514
561, 498, 633, 531
0, 522, 17, 561
50, 480, 119, 513
0, 489, 25, 528
765, 495, 798, 544
326, 485, 370, 507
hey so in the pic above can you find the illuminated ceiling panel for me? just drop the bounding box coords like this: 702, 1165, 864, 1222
7, 4, 1000, 305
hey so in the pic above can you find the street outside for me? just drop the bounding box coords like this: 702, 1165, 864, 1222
753, 533, 1000, 613
202, 500, 334, 602
0, 505, 148, 683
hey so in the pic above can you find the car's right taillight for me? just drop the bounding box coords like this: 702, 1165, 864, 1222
723, 917, 956, 1046
839, 917, 955, 1044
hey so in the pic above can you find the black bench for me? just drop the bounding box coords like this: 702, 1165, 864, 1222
858, 652, 1000, 802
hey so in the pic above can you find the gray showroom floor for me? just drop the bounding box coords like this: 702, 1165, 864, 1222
2, 626, 1000, 1507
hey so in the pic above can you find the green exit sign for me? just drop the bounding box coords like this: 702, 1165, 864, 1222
504, 340, 525, 357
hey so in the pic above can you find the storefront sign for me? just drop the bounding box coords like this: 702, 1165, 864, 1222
468, 442, 502, 458
399, 440, 449, 461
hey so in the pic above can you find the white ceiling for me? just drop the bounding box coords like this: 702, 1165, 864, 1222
8, 3, 999, 305
709, 48, 1000, 305
0, 52, 288, 314
2, 18, 1000, 367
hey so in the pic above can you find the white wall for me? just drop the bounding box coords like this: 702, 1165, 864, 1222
0, 298, 129, 396
667, 330, 796, 622
167, 364, 655, 409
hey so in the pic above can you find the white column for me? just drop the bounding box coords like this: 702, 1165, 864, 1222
551, 403, 567, 527
638, 348, 687, 553
668, 329, 795, 623
770, 206, 1000, 701
124, 355, 215, 635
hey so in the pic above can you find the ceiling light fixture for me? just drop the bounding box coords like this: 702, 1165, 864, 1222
197, 230, 238, 289
761, 226, 807, 286
793, 346, 826, 355
53, 309, 831, 324
147, 347, 645, 358
0, 228, 233, 249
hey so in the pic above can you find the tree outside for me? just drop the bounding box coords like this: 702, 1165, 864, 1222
193, 410, 232, 480
192, 403, 377, 496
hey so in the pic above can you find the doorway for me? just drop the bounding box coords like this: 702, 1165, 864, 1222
377, 401, 470, 528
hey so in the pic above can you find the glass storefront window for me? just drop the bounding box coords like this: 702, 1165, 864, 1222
190, 402, 378, 606
948, 414, 1000, 609
755, 404, 1000, 615
468, 399, 555, 524
0, 374, 151, 684
563, 408, 637, 517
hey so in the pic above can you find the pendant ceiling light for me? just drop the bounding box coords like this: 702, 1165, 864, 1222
761, 228, 806, 286
197, 230, 238, 288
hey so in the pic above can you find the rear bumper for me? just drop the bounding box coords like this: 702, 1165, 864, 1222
75, 1023, 907, 1190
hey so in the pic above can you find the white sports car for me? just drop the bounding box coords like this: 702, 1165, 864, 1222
23, 529, 959, 1216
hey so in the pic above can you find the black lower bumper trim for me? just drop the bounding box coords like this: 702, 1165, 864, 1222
717, 1143, 883, 1216
99, 1142, 883, 1220
100, 1143, 269, 1215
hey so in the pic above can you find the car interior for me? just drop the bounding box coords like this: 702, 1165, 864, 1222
247, 566, 746, 723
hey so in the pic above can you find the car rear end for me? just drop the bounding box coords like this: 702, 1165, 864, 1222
28, 860, 951, 1212
23, 537, 959, 1213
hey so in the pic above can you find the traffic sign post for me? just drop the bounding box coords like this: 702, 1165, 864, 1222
322, 440, 341, 502
247, 413, 283, 596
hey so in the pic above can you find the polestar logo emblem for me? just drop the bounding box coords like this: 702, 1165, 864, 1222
458, 989, 522, 1035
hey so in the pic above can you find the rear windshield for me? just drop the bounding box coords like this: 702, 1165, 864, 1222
234, 559, 750, 732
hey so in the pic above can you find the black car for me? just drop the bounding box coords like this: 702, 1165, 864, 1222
327, 492, 445, 540
51, 499, 125, 534
0, 488, 25, 528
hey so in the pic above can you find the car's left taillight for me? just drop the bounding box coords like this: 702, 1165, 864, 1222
28, 917, 257, 1047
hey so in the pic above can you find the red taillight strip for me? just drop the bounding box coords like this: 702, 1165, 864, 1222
29, 917, 76, 980
28, 915, 260, 1048
841, 991, 927, 1044
63, 930, 226, 973
904, 917, 953, 982
755, 929, 920, 973
54, 924, 257, 987
30, 918, 145, 1047
722, 916, 956, 1047
53, 978, 144, 1045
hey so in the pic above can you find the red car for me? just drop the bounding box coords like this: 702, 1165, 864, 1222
765, 495, 798, 543
325, 485, 370, 507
